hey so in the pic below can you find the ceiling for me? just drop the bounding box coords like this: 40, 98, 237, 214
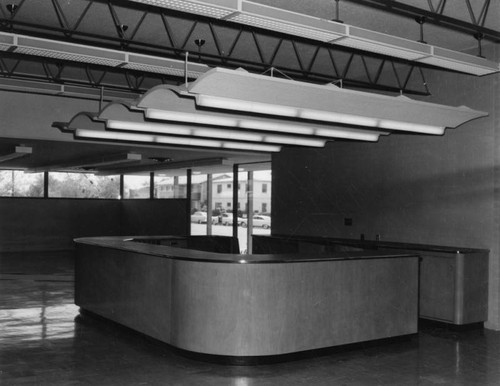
0, 0, 498, 175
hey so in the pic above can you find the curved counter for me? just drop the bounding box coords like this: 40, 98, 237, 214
75, 236, 419, 362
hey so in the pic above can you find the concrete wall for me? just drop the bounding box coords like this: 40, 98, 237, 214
0, 198, 187, 252
272, 44, 500, 329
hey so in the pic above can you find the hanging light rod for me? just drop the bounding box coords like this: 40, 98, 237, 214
129, 0, 499, 76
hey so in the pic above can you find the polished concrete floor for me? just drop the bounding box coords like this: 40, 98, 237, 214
1, 251, 500, 385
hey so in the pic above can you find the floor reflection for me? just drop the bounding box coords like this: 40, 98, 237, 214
2, 251, 500, 385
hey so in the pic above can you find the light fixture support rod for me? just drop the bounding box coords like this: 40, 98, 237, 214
332, 0, 343, 23
474, 32, 485, 58
415, 16, 427, 44
99, 86, 104, 110
185, 51, 189, 88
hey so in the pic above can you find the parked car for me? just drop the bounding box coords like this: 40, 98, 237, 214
219, 213, 244, 226
190, 211, 208, 223
191, 211, 218, 224
241, 215, 271, 229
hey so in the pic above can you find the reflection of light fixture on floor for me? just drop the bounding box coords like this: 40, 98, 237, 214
0, 145, 32, 164
186, 67, 487, 133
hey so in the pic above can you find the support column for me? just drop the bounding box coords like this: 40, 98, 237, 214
232, 164, 239, 248
186, 169, 192, 237
207, 174, 213, 236
246, 171, 254, 254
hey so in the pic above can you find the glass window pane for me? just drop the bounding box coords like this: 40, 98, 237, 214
49, 172, 119, 198
0, 170, 44, 197
190, 174, 209, 236
123, 175, 150, 199
154, 176, 175, 199
176, 176, 188, 199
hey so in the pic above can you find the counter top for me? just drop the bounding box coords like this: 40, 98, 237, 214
74, 236, 418, 264
254, 234, 489, 254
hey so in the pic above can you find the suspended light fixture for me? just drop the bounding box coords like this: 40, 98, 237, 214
134, 85, 384, 141
74, 128, 282, 152
106, 119, 327, 147
54, 112, 282, 153
185, 67, 487, 134
98, 102, 330, 147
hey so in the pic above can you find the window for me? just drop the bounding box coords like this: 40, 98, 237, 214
217, 184, 222, 194
123, 175, 150, 199
0, 171, 44, 197
262, 203, 267, 213
227, 183, 231, 189
262, 183, 268, 193
227, 202, 231, 207
49, 172, 119, 198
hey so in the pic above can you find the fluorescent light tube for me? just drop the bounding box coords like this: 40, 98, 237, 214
196, 94, 298, 117
196, 94, 443, 134
299, 110, 379, 127
378, 120, 445, 135
107, 120, 193, 136
108, 119, 325, 146
146, 109, 238, 126
263, 135, 326, 147
74, 129, 281, 152
145, 108, 380, 141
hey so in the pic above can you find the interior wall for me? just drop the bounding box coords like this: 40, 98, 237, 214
272, 44, 499, 329
0, 198, 187, 252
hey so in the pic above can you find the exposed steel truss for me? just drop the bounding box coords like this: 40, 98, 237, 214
2, 0, 496, 96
